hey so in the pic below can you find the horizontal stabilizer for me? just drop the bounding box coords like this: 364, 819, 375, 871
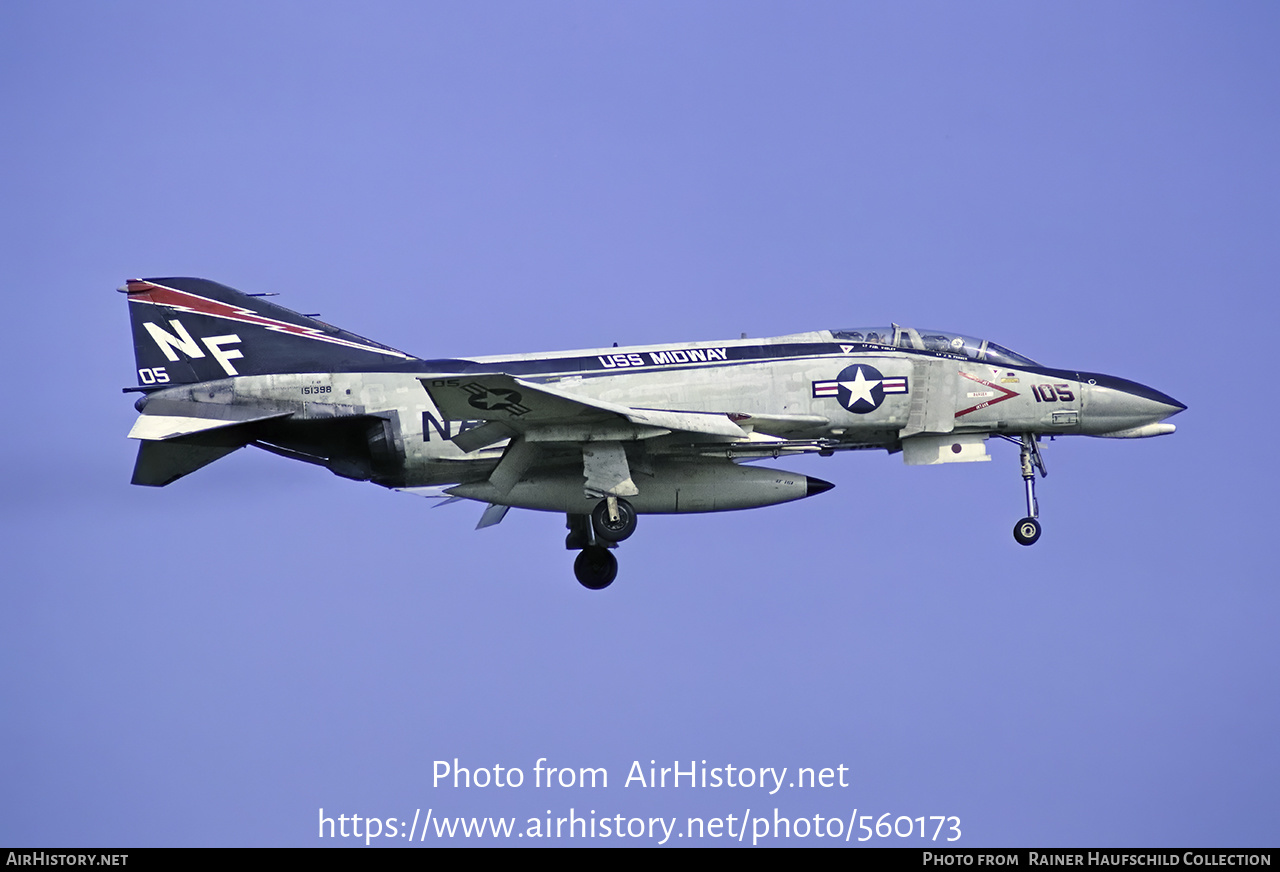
128, 405, 288, 486
129, 399, 292, 441
132, 436, 244, 487
129, 411, 292, 441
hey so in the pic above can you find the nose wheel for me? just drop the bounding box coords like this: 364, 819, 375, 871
1001, 434, 1047, 546
1014, 517, 1042, 545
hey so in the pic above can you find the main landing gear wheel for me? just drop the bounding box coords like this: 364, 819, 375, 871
574, 545, 618, 590
591, 497, 638, 542
1014, 517, 1042, 546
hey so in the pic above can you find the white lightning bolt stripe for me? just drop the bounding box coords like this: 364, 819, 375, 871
125, 281, 414, 360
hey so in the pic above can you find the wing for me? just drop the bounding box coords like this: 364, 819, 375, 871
420, 373, 843, 522
419, 374, 750, 451
419, 373, 780, 505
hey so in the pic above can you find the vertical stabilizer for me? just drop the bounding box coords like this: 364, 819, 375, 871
121, 277, 417, 386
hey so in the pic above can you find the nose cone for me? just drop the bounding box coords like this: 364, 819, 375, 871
1082, 372, 1186, 435
806, 476, 835, 497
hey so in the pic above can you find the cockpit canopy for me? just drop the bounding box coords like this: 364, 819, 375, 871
830, 325, 1039, 369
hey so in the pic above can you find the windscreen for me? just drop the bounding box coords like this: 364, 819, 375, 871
830, 326, 1039, 368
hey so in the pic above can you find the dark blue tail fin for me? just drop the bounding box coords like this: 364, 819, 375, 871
122, 277, 417, 386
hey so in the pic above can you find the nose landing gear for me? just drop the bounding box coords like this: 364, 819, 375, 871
1000, 434, 1047, 546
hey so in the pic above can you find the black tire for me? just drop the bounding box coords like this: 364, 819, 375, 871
591, 498, 638, 542
574, 546, 618, 590
1013, 517, 1042, 546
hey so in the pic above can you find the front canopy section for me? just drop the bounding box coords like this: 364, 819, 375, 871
830, 324, 1039, 369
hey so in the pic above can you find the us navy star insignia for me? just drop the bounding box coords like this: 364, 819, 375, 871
462, 383, 531, 416
839, 367, 879, 407
811, 364, 908, 413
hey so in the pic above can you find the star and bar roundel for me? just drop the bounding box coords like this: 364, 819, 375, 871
812, 364, 908, 414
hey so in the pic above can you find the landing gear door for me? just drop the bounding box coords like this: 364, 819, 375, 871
901, 358, 958, 438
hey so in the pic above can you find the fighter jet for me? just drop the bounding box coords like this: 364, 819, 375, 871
121, 278, 1185, 589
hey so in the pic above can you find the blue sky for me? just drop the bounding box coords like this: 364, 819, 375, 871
2, 1, 1278, 847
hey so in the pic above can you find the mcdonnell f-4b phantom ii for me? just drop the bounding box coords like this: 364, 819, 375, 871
121, 278, 1185, 589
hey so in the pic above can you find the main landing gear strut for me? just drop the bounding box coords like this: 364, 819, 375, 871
567, 497, 638, 590
1000, 433, 1048, 546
